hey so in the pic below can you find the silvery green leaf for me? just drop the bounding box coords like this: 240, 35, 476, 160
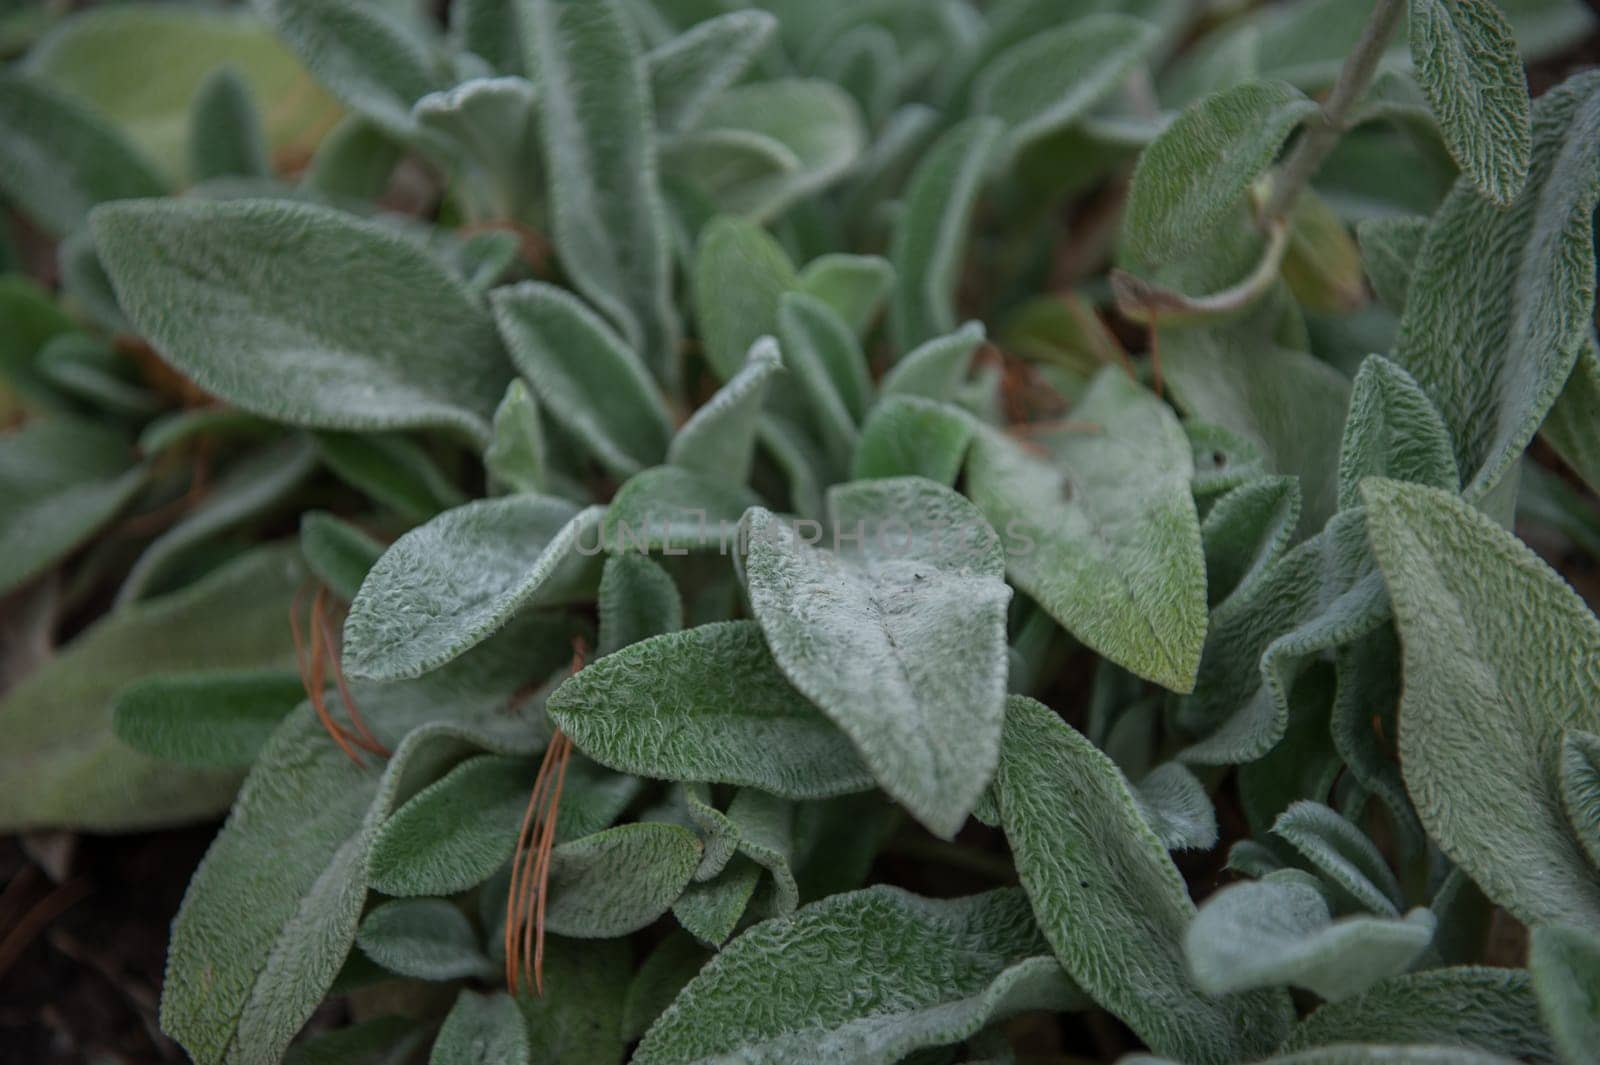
972, 14, 1158, 161
1188, 421, 1269, 497
0, 547, 301, 832
1162, 315, 1351, 540
673, 855, 761, 946
1330, 628, 1427, 864
1362, 477, 1600, 927
622, 934, 710, 1042
492, 282, 673, 478
0, 72, 166, 236
796, 253, 895, 342
693, 215, 796, 382
119, 436, 319, 606
1408, 0, 1532, 206
1393, 70, 1600, 500
547, 621, 875, 799
112, 671, 304, 770
669, 337, 782, 484
451, 0, 523, 75
757, 413, 828, 521
1356, 216, 1429, 312
1283, 967, 1556, 1064
544, 822, 702, 937
1542, 340, 1600, 497
1201, 475, 1301, 609
1560, 729, 1600, 868
1181, 508, 1387, 766
485, 379, 547, 496
344, 496, 602, 680
33, 334, 159, 417
996, 695, 1290, 1061
1123, 80, 1315, 266
1238, 665, 1342, 833
162, 617, 564, 1065
303, 116, 403, 200
1531, 923, 1600, 1065
1134, 762, 1219, 851
1271, 801, 1405, 916
299, 511, 383, 602
525, 0, 679, 386
1337, 356, 1458, 510
647, 10, 777, 132
598, 553, 682, 656
880, 321, 986, 404
432, 991, 530, 1065
1186, 873, 1436, 1001
189, 66, 270, 181
257, 0, 444, 141
776, 292, 862, 472
853, 396, 974, 487
357, 899, 494, 982
743, 478, 1010, 837
890, 117, 1001, 352
604, 466, 760, 552
722, 788, 799, 915
0, 415, 144, 595
683, 80, 864, 222
515, 937, 630, 1063
93, 199, 510, 441
413, 76, 540, 221
634, 886, 1085, 1065
966, 369, 1207, 693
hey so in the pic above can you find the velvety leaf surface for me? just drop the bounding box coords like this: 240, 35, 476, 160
344, 496, 599, 680
603, 466, 761, 553
357, 899, 493, 982
1356, 216, 1429, 312
1272, 801, 1405, 916
668, 337, 781, 485
547, 621, 875, 799
598, 553, 683, 657
996, 695, 1290, 1062
544, 822, 702, 937
92, 199, 510, 440
796, 253, 894, 344
1530, 923, 1600, 1065
1123, 80, 1315, 266
1200, 475, 1301, 609
1185, 874, 1437, 1001
1364, 478, 1600, 926
1542, 343, 1600, 497
647, 9, 776, 133
1134, 762, 1219, 851
692, 216, 795, 382
492, 281, 673, 477
112, 670, 305, 770
188, 66, 270, 181
1409, 0, 1532, 206
515, 937, 631, 1064
775, 293, 861, 472
852, 396, 974, 487
298, 511, 384, 603
432, 991, 530, 1065
1393, 70, 1600, 499
635, 886, 1083, 1065
484, 379, 548, 496
1337, 356, 1458, 509
0, 548, 302, 831
744, 478, 1011, 837
966, 369, 1207, 692
879, 321, 986, 404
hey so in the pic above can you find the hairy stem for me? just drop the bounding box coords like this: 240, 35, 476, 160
1263, 0, 1407, 221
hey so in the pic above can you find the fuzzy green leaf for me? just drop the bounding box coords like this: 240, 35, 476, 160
1409, 0, 1532, 206
743, 478, 1011, 837
1337, 356, 1458, 510
515, 937, 630, 1063
92, 199, 510, 441
357, 899, 494, 982
693, 216, 796, 382
432, 991, 531, 1065
996, 695, 1290, 1061
0, 72, 166, 235
966, 369, 1207, 692
525, 0, 679, 385
1201, 475, 1301, 609
112, 671, 305, 770
0, 415, 144, 595
1393, 70, 1600, 499
1131, 1048, 1519, 1065
1272, 801, 1405, 915
973, 14, 1158, 160
189, 66, 270, 181
852, 396, 974, 486
880, 321, 986, 404
413, 76, 540, 222
1530, 923, 1600, 1065
1356, 216, 1429, 312
492, 282, 673, 478
669, 337, 782, 484
344, 496, 599, 681
622, 934, 710, 1042
548, 621, 874, 799
544, 822, 702, 937
1542, 342, 1600, 498
776, 292, 862, 472
635, 886, 1084, 1065
299, 511, 383, 602
598, 553, 683, 656
890, 117, 1002, 351
1284, 968, 1556, 1064
1363, 477, 1600, 926
1186, 873, 1437, 1001
796, 253, 895, 343
604, 466, 761, 553
1134, 762, 1219, 851
485, 379, 548, 496
647, 9, 777, 133
1124, 80, 1315, 266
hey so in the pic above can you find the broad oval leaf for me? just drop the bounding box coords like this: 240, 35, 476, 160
996, 695, 1290, 1061
189, 67, 271, 182
92, 198, 511, 441
668, 337, 782, 486
1363, 477, 1600, 926
692, 215, 796, 382
1530, 923, 1600, 1065
966, 368, 1207, 692
743, 478, 1011, 837
880, 321, 986, 404
635, 886, 1084, 1065
1337, 355, 1458, 510
344, 496, 601, 681
357, 898, 494, 982
598, 553, 683, 657
112, 670, 305, 770
852, 396, 974, 487
544, 822, 702, 937
433, 991, 531, 1065
1272, 801, 1405, 916
547, 621, 874, 799
647, 9, 777, 133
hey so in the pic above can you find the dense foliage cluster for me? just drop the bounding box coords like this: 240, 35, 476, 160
2, 0, 1599, 1062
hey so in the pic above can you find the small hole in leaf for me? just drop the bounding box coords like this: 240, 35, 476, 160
1211, 450, 1226, 468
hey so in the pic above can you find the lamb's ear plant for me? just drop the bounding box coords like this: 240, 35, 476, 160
3, 0, 1600, 1061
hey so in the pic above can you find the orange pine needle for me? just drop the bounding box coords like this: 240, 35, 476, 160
313, 587, 389, 756
290, 583, 368, 766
